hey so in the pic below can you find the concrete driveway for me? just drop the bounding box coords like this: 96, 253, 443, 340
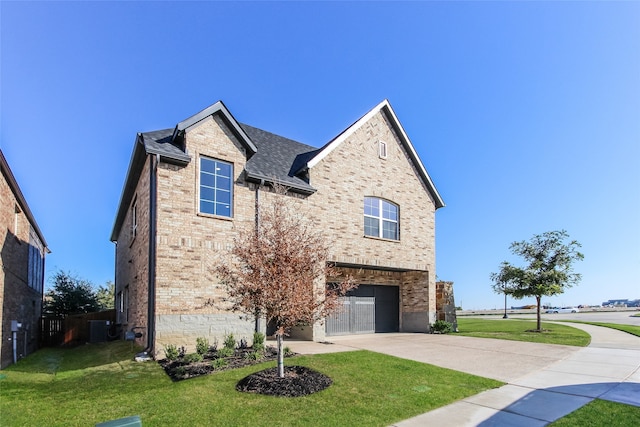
294, 333, 578, 383
283, 322, 640, 426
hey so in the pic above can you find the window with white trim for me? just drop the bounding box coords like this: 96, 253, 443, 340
364, 197, 399, 240
378, 141, 387, 159
199, 157, 233, 217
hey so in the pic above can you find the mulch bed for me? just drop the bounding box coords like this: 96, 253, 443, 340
236, 366, 332, 397
159, 346, 287, 381
158, 346, 332, 397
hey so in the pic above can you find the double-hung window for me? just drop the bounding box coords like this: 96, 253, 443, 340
199, 157, 233, 217
364, 197, 399, 240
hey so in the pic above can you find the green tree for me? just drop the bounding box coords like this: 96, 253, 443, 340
44, 270, 100, 316
96, 281, 115, 310
491, 230, 584, 331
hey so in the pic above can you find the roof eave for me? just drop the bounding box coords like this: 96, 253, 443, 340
306, 100, 445, 209
0, 149, 49, 249
244, 171, 317, 195
110, 135, 146, 242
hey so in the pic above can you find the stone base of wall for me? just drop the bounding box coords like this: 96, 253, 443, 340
435, 281, 458, 331
402, 311, 429, 332
154, 313, 262, 357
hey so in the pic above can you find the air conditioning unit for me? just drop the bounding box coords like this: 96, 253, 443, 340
89, 320, 109, 343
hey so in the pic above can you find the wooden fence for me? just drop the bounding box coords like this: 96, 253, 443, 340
40, 310, 117, 347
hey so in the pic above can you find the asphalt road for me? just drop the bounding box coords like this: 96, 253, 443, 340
480, 310, 640, 326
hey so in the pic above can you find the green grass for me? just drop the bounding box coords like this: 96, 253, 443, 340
0, 341, 502, 426
456, 318, 591, 346
549, 399, 640, 426
555, 320, 640, 338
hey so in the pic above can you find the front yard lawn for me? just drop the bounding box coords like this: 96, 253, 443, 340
555, 320, 640, 338
549, 399, 640, 426
456, 318, 591, 346
0, 341, 502, 426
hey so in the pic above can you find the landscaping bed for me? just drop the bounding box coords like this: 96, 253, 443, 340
158, 345, 295, 381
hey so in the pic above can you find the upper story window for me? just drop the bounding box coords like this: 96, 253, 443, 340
199, 156, 233, 218
364, 197, 399, 240
28, 228, 44, 292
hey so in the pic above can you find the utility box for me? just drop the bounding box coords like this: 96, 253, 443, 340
89, 320, 109, 343
96, 415, 142, 427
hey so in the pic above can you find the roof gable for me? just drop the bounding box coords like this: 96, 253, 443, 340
305, 100, 445, 209
173, 101, 257, 157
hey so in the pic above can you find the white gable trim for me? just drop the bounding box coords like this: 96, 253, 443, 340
307, 99, 389, 169
307, 99, 445, 209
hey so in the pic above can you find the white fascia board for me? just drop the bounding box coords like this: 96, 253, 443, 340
307, 99, 445, 209
307, 99, 390, 169
383, 102, 445, 209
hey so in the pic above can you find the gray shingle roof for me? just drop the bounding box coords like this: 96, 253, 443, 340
241, 124, 318, 194
136, 122, 318, 193
139, 129, 191, 165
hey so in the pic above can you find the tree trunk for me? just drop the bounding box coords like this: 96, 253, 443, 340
276, 333, 284, 378
536, 295, 542, 331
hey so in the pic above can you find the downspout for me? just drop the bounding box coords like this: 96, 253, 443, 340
254, 179, 264, 333
146, 153, 159, 355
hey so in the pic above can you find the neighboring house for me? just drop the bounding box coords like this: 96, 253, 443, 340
1, 149, 49, 368
110, 100, 444, 356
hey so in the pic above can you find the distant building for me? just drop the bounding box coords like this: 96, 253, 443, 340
1, 149, 49, 368
602, 299, 640, 308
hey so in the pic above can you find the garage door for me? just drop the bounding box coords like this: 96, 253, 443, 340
326, 285, 399, 336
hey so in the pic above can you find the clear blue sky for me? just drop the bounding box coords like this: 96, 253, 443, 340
2, 1, 638, 310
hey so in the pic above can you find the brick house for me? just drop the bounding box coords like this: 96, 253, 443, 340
1, 149, 49, 368
110, 100, 444, 355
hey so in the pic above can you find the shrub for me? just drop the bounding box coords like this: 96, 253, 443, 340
252, 332, 265, 352
196, 337, 209, 355
244, 351, 263, 361
211, 358, 228, 369
163, 344, 180, 361
283, 346, 292, 356
216, 347, 234, 358
183, 353, 203, 363
223, 333, 236, 350
432, 320, 454, 334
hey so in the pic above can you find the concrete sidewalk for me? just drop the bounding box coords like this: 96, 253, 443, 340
283, 323, 640, 426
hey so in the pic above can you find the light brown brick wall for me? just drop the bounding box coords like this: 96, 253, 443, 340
153, 116, 257, 352
1, 169, 43, 368
118, 108, 439, 352
307, 109, 437, 326
114, 155, 151, 346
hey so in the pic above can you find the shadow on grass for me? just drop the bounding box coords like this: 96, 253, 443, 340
3, 341, 142, 374
475, 383, 640, 426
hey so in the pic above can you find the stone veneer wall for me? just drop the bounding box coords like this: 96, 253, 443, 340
435, 281, 457, 331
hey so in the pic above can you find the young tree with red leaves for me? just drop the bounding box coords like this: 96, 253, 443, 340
216, 185, 355, 377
